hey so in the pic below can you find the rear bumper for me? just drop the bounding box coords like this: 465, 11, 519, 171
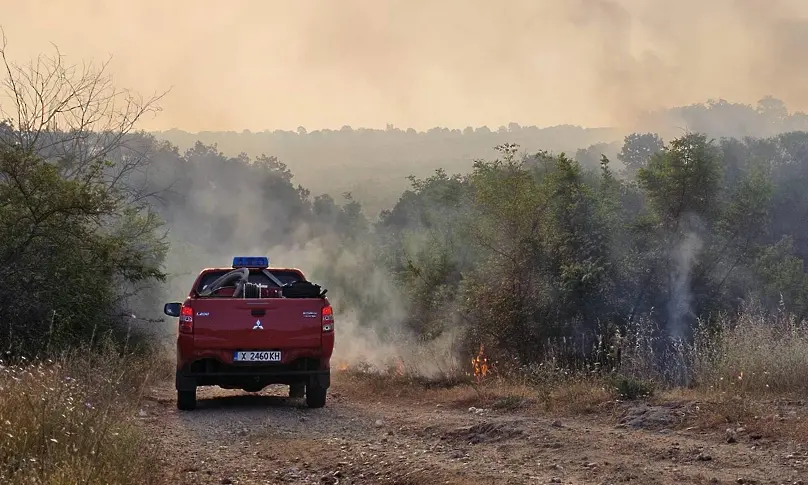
181, 368, 329, 378
177, 345, 331, 369
176, 355, 330, 390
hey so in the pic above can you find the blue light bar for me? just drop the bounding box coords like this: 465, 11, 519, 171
232, 256, 269, 268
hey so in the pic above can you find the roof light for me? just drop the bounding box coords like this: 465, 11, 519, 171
232, 256, 269, 268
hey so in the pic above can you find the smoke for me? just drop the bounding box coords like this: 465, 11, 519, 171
148, 183, 464, 378
263, 234, 411, 370
663, 225, 704, 387
668, 231, 703, 341
2, 0, 808, 132
262, 228, 466, 377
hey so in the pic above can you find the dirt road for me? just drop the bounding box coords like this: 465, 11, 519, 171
143, 375, 807, 485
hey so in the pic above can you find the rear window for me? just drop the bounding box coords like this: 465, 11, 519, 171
195, 269, 305, 293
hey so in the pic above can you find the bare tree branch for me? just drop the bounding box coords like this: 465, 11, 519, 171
0, 29, 171, 206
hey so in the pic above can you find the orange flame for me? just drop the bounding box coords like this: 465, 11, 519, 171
336, 362, 349, 372
395, 358, 406, 376
472, 344, 489, 381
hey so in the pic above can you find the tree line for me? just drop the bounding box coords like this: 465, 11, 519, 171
155, 96, 808, 216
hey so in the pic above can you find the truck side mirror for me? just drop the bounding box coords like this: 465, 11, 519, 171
164, 302, 182, 317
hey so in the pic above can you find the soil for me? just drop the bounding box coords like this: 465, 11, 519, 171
142, 375, 808, 485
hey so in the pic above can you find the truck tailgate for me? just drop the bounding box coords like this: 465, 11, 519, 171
190, 298, 324, 351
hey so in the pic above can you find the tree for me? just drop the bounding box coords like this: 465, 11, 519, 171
618, 133, 664, 177
0, 147, 166, 353
757, 96, 788, 125
637, 133, 723, 230
0, 31, 167, 203
635, 133, 725, 343
0, 35, 169, 353
575, 142, 620, 172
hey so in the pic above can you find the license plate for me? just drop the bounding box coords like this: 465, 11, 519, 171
233, 351, 282, 362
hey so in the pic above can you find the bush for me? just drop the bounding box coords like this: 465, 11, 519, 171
609, 375, 656, 400
0, 147, 167, 356
0, 342, 166, 484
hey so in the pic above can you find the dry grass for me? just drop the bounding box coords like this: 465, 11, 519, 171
0, 340, 171, 485
543, 378, 613, 414
688, 306, 808, 396
337, 305, 808, 439
336, 362, 615, 417
655, 386, 808, 441
335, 363, 472, 402
652, 304, 808, 440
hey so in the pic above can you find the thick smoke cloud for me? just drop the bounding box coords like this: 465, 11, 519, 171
2, 0, 807, 132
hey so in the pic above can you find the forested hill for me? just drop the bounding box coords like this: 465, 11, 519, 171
153, 124, 616, 215
152, 97, 808, 215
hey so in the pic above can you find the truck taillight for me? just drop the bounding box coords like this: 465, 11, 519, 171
179, 305, 194, 334
322, 305, 334, 332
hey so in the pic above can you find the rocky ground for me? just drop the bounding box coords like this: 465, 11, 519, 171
142, 374, 808, 485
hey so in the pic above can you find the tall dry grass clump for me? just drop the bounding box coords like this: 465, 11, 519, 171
688, 302, 808, 396
0, 338, 168, 485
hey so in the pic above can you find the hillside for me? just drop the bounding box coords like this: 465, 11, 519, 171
152, 97, 808, 215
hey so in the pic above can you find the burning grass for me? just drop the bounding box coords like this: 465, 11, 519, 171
0, 340, 170, 484
335, 344, 615, 415
471, 344, 490, 382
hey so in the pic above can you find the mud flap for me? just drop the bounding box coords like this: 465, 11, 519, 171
312, 371, 330, 390
176, 372, 197, 392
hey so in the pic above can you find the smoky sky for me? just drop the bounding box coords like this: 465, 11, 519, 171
3, 0, 807, 132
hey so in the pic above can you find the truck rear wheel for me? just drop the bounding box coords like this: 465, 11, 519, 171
177, 389, 197, 411
305, 382, 327, 408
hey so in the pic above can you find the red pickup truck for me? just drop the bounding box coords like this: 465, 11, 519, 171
163, 256, 334, 411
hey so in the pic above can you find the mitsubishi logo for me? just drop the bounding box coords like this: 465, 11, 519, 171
252, 319, 264, 330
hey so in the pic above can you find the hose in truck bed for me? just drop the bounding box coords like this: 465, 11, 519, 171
197, 268, 249, 297
196, 267, 328, 299
242, 282, 262, 298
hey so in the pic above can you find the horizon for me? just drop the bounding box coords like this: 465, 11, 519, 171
150, 122, 614, 134
147, 96, 795, 136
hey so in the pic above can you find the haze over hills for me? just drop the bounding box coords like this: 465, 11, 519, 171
7, 0, 808, 214
152, 97, 808, 214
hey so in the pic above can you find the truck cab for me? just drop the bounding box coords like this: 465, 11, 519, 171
163, 256, 334, 411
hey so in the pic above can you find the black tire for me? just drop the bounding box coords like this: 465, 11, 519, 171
305, 382, 327, 408
289, 383, 305, 399
177, 389, 197, 411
